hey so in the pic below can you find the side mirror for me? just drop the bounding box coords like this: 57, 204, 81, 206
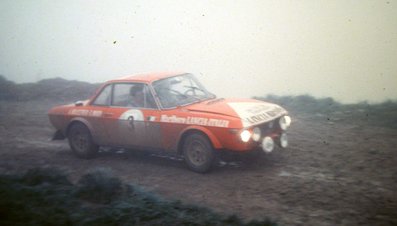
74, 101, 84, 106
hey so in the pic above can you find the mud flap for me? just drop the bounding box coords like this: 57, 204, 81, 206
52, 130, 65, 140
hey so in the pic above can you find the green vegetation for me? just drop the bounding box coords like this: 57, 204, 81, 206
256, 94, 397, 129
0, 168, 277, 226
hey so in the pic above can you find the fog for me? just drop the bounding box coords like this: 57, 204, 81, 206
0, 0, 396, 103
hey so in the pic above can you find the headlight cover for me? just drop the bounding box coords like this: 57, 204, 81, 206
240, 130, 251, 142
279, 115, 292, 130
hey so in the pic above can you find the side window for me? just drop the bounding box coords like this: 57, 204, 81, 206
92, 85, 112, 106
113, 83, 133, 106
112, 83, 157, 109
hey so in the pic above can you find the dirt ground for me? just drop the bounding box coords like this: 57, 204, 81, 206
0, 100, 396, 226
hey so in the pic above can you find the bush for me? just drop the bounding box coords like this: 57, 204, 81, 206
75, 168, 123, 204
21, 167, 71, 186
0, 168, 278, 226
0, 168, 76, 225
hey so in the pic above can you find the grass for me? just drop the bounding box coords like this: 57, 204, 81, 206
0, 167, 277, 226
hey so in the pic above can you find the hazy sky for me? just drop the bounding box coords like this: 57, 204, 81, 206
1, 0, 396, 103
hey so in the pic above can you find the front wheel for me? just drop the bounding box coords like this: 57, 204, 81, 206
68, 123, 98, 159
183, 133, 215, 173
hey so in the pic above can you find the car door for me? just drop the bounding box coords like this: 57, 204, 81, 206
109, 83, 162, 148
86, 84, 114, 145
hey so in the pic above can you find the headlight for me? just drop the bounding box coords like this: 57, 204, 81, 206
252, 127, 261, 142
240, 130, 251, 142
261, 136, 274, 153
279, 115, 292, 130
285, 116, 292, 126
279, 133, 288, 148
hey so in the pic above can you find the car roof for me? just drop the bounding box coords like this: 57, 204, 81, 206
108, 71, 186, 83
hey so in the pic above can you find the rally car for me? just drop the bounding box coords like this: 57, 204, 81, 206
48, 72, 291, 173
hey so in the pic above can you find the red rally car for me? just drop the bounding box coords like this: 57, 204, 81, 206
48, 72, 291, 173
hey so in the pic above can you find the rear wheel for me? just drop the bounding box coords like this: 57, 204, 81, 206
68, 123, 98, 159
183, 133, 215, 173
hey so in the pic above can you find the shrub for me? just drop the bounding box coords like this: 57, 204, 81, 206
0, 168, 278, 226
21, 167, 71, 186
75, 168, 123, 204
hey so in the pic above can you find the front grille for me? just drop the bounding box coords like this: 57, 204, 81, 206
257, 117, 280, 135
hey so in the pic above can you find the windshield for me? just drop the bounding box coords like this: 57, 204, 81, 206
152, 73, 214, 108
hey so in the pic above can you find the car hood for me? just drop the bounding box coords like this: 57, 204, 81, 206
186, 98, 288, 127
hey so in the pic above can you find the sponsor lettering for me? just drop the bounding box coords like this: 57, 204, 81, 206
160, 115, 186, 123
207, 118, 229, 127
245, 106, 285, 124
160, 115, 229, 128
69, 109, 103, 117
228, 102, 287, 127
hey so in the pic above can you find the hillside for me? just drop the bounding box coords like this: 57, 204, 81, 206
0, 75, 100, 101
257, 94, 397, 129
2, 75, 396, 129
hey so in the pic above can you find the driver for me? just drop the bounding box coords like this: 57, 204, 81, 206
128, 85, 144, 107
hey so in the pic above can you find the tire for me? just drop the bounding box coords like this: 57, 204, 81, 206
182, 133, 215, 173
68, 123, 99, 159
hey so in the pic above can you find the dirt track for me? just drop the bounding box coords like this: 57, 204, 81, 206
0, 100, 396, 226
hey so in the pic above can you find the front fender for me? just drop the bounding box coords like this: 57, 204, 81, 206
66, 117, 95, 137
177, 125, 223, 152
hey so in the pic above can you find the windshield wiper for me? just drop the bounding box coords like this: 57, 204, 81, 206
184, 85, 207, 93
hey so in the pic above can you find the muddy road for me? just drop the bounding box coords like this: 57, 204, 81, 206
0, 100, 396, 226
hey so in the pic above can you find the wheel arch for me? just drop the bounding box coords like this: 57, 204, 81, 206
66, 117, 94, 138
177, 126, 223, 155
